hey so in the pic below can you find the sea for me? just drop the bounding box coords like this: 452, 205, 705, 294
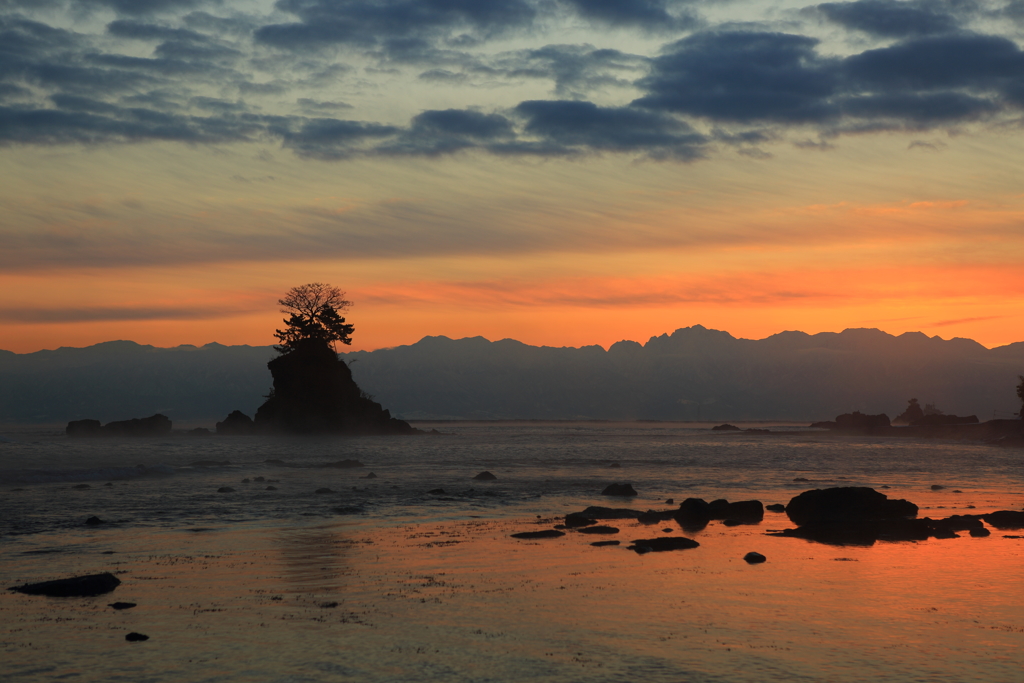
2, 422, 1023, 682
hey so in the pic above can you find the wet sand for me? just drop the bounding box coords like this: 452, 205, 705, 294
4, 510, 1024, 682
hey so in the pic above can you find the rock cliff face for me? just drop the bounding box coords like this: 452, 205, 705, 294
254, 340, 417, 435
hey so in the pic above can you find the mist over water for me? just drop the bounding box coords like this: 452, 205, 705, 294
2, 423, 1023, 681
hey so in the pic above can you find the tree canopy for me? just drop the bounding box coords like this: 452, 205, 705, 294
274, 283, 354, 353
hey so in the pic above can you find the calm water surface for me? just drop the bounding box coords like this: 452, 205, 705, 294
1, 422, 1022, 681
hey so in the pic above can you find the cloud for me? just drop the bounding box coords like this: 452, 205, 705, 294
633, 32, 841, 124
255, 0, 536, 52
561, 0, 702, 32
812, 1, 960, 38
633, 29, 1024, 131
511, 99, 707, 159
0, 305, 243, 323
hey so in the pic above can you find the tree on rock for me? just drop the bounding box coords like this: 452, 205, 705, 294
255, 284, 418, 435
1017, 375, 1024, 419
275, 283, 354, 353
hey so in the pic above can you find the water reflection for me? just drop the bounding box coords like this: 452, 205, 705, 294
275, 523, 362, 592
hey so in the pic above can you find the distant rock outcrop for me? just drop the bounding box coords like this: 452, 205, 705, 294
253, 339, 418, 435
67, 414, 171, 437
216, 410, 255, 435
910, 414, 979, 426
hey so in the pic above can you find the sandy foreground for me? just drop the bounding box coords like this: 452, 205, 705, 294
3, 509, 1024, 683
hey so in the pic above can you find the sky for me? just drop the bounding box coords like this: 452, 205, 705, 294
2, 0, 1024, 354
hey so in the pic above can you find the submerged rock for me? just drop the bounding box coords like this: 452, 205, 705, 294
591, 540, 620, 547
601, 483, 638, 496
576, 525, 619, 535
574, 506, 644, 520
109, 602, 136, 610
511, 530, 565, 539
314, 487, 333, 494
9, 572, 121, 597
125, 632, 149, 642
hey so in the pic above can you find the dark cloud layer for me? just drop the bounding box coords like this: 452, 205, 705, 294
2, 1, 1024, 161
814, 0, 960, 37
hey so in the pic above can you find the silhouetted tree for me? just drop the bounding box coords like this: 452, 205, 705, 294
274, 283, 354, 353
1017, 375, 1024, 418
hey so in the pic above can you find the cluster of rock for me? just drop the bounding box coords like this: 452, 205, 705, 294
770, 486, 1023, 544
67, 414, 171, 437
509, 481, 1021, 553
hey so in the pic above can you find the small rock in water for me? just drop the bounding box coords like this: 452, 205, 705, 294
591, 540, 621, 547
608, 463, 622, 468
576, 525, 619, 535
627, 537, 699, 553
85, 516, 104, 526
319, 601, 339, 609
104, 482, 113, 487
793, 477, 809, 482
125, 632, 149, 642
314, 487, 333, 494
662, 528, 673, 533
744, 552, 767, 564
364, 472, 377, 479
217, 487, 235, 493
241, 478, 251, 483
10, 572, 121, 597
265, 486, 277, 491
473, 471, 497, 481
109, 602, 136, 610
665, 498, 674, 505
511, 529, 565, 539
766, 503, 786, 512
970, 527, 991, 537
72, 484, 91, 489
428, 488, 446, 495
931, 484, 945, 491
602, 483, 638, 497
564, 513, 597, 528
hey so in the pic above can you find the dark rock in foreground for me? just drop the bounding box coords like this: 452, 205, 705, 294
786, 487, 917, 526
575, 506, 644, 520
109, 602, 136, 610
743, 552, 767, 564
576, 525, 619, 535
9, 572, 121, 597
473, 471, 497, 481
982, 510, 1024, 529
511, 530, 565, 539
772, 487, 925, 545
564, 513, 598, 528
674, 497, 764, 525
591, 540, 620, 547
628, 537, 700, 553
216, 410, 255, 435
602, 483, 637, 496
125, 632, 149, 642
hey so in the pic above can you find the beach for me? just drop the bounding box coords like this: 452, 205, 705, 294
2, 423, 1023, 681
